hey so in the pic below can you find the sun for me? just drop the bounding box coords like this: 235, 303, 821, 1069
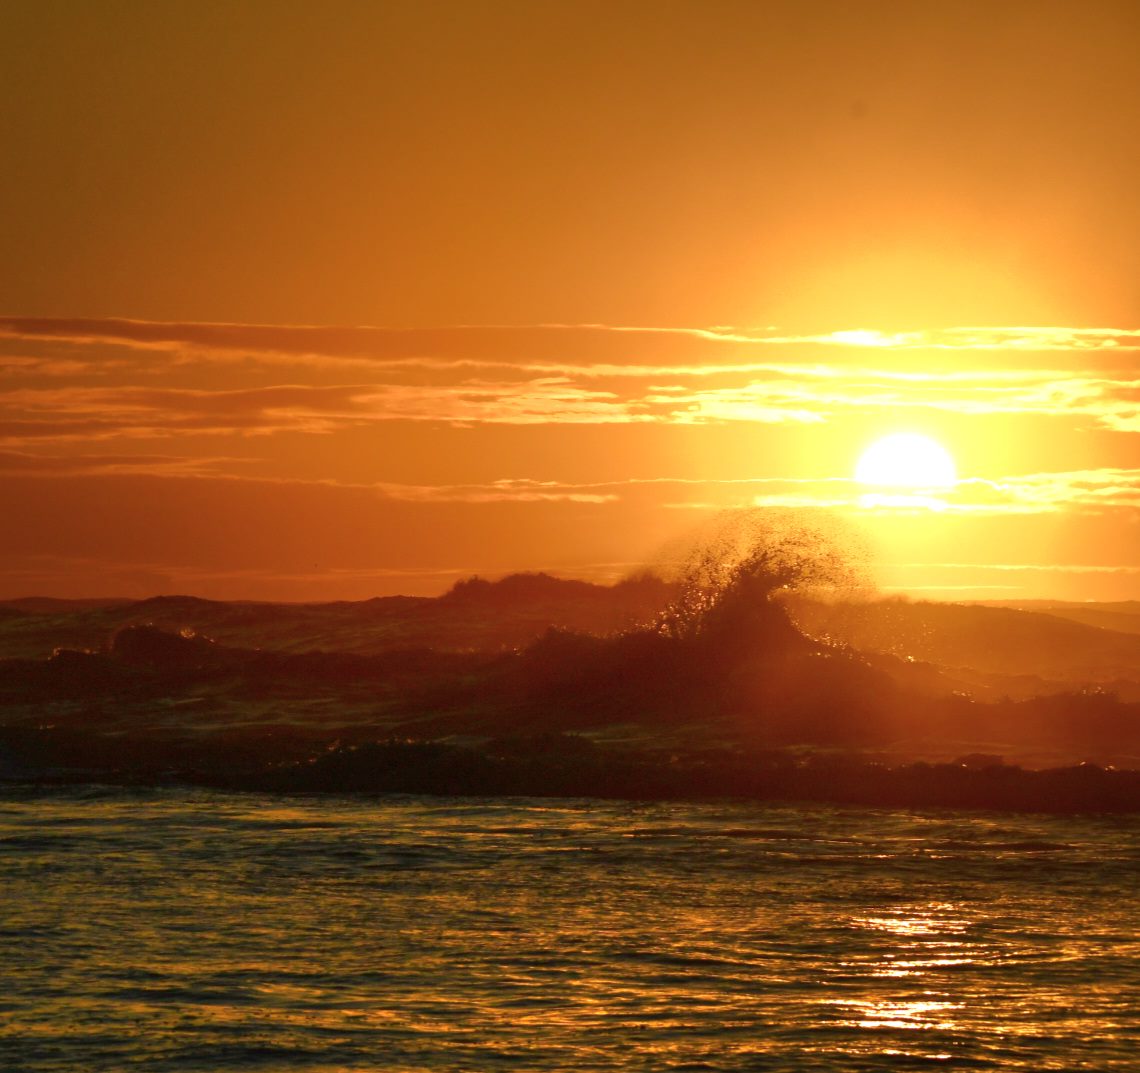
855, 433, 957, 490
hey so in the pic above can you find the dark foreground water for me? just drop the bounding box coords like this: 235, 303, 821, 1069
1, 788, 1137, 1072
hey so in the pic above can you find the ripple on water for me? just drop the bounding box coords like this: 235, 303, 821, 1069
0, 788, 1136, 1072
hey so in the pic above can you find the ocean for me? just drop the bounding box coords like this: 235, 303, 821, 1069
1, 787, 1136, 1071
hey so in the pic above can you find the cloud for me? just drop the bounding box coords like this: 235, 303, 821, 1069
895, 562, 1140, 575
0, 385, 354, 441
791, 327, 1140, 351
373, 475, 861, 504
1, 464, 1136, 600
5, 441, 1136, 517
750, 469, 1140, 515
3, 317, 1139, 365
636, 371, 1140, 429
0, 355, 104, 377
374, 475, 845, 503
4, 364, 1135, 442
0, 450, 247, 477
376, 482, 609, 505
3, 318, 1138, 440
366, 470, 1140, 516
966, 468, 1140, 512
0, 318, 786, 369
875, 561, 1140, 600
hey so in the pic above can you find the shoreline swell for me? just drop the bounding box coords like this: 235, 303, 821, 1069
5, 736, 1140, 814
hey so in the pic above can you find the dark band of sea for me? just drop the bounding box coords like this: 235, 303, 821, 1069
2, 786, 1136, 1071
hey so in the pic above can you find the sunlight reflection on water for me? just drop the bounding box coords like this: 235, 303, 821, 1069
0, 788, 1137, 1071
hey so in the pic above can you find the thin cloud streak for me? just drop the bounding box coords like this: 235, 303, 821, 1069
2, 370, 1137, 440
3, 447, 1137, 516
891, 562, 1140, 575
3, 317, 1140, 360
2, 319, 1139, 439
751, 469, 1140, 515
373, 475, 852, 504
370, 469, 1140, 515
0, 450, 248, 477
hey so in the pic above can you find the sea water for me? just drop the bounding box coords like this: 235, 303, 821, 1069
1, 787, 1137, 1071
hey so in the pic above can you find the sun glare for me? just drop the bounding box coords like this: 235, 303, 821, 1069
855, 433, 957, 490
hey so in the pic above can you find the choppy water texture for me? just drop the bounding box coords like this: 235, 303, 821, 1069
1, 789, 1137, 1072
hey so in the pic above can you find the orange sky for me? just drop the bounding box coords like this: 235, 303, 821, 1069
1, 2, 1138, 601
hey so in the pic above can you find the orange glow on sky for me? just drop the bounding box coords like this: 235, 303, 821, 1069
1, 2, 1138, 602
